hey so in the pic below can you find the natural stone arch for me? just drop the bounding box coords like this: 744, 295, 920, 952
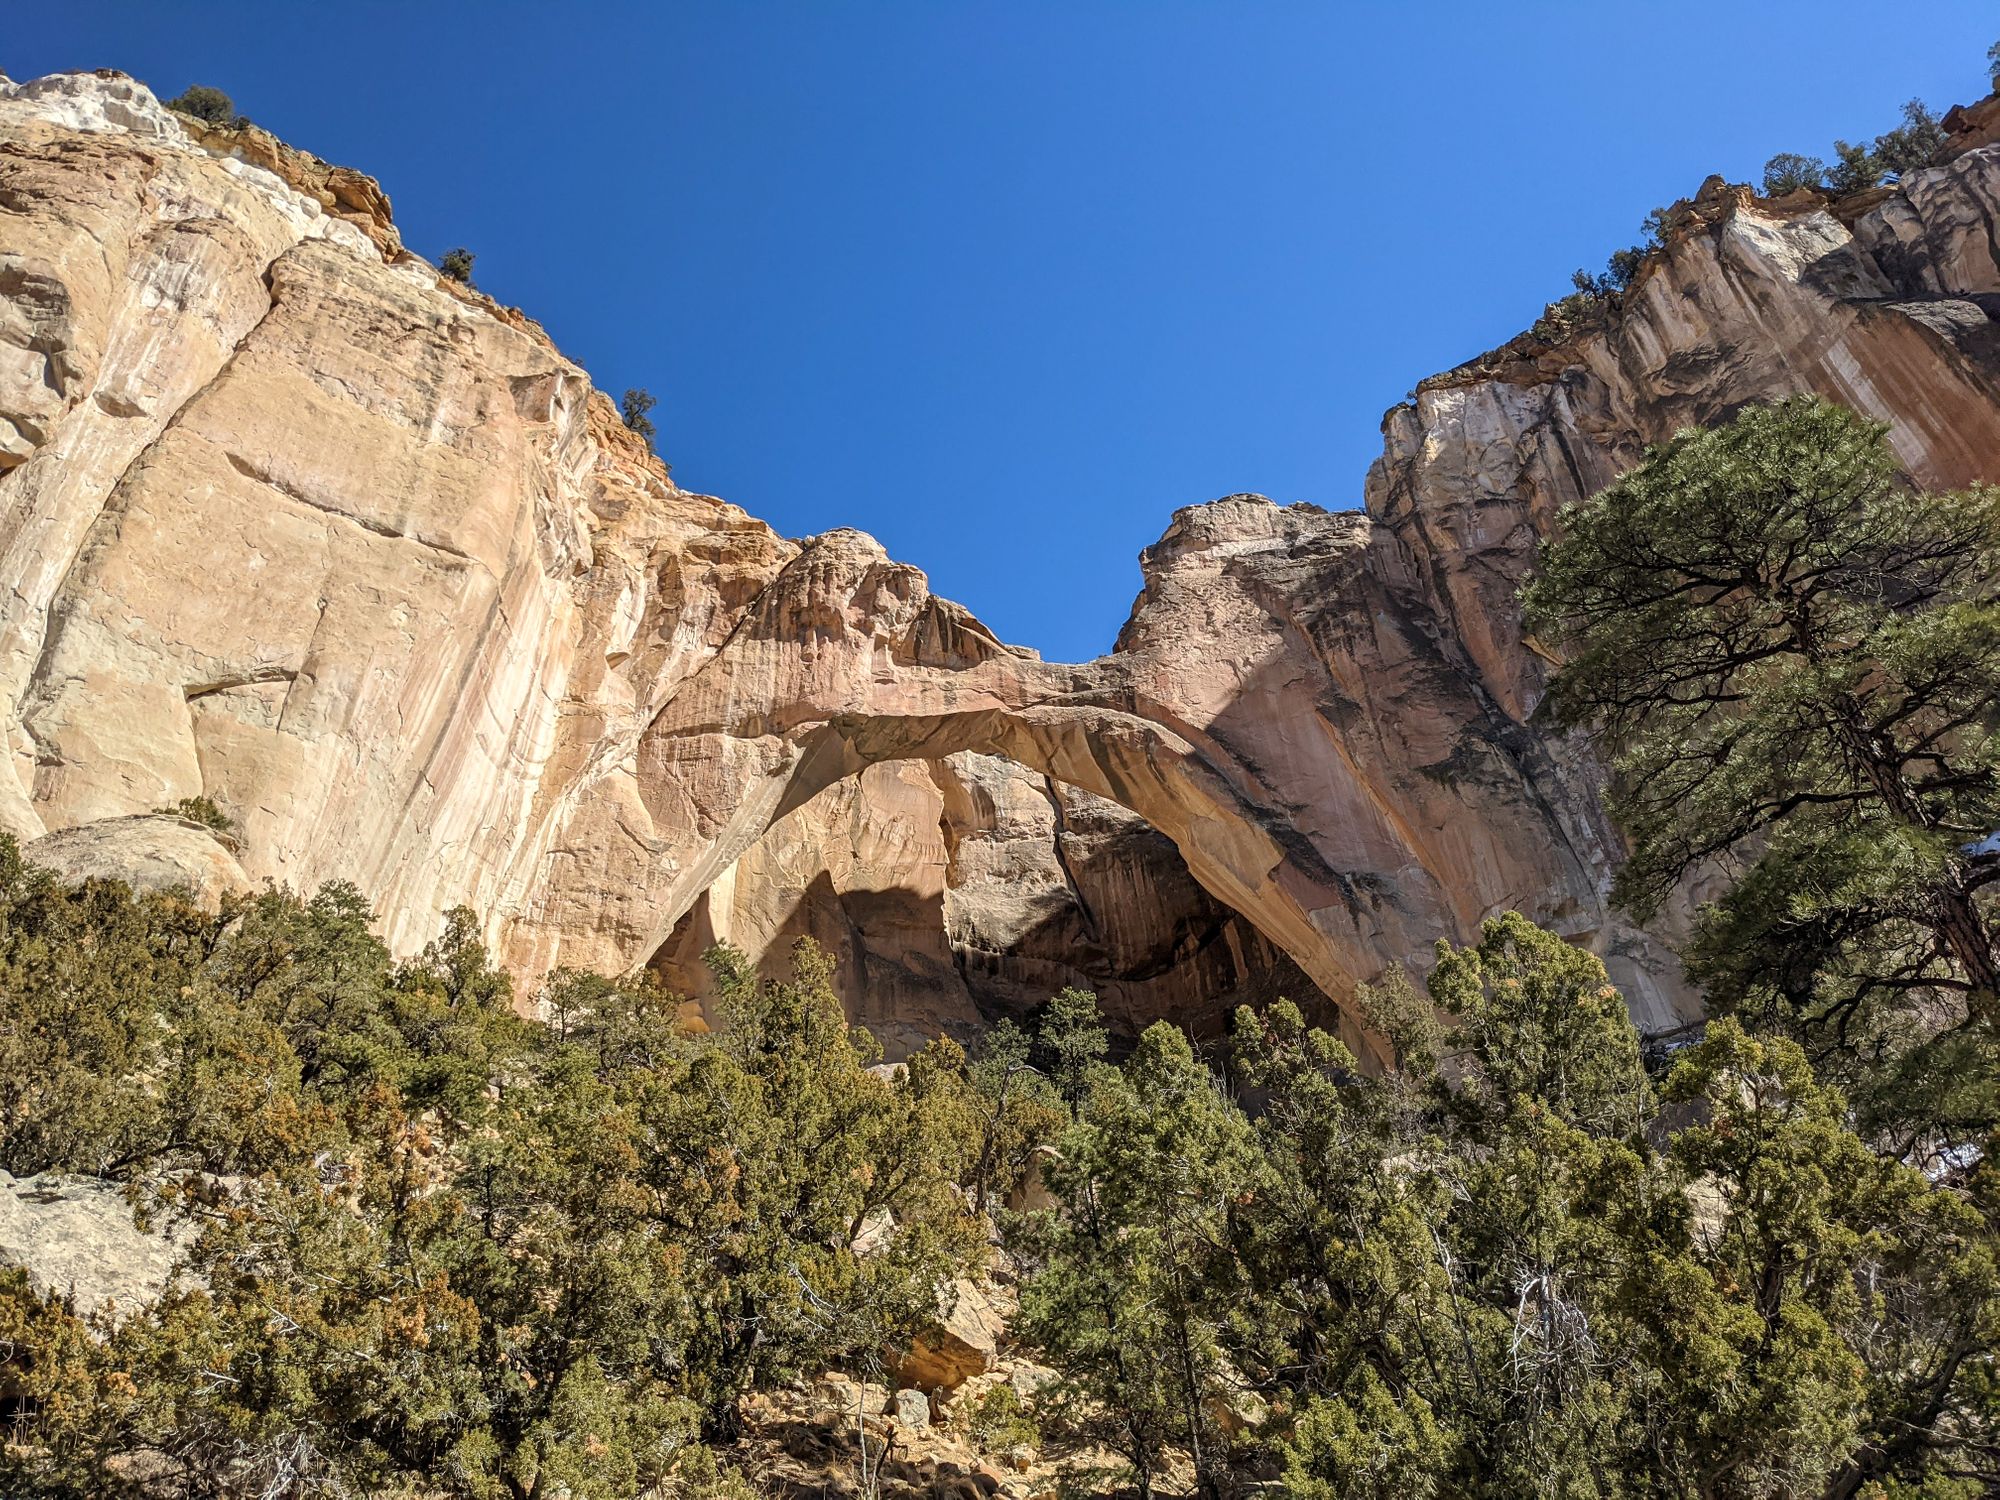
630, 700, 1396, 1066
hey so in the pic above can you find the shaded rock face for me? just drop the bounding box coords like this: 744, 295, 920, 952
649, 751, 1325, 1055
5, 71, 2000, 1054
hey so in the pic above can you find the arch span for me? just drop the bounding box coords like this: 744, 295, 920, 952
505, 510, 1682, 1049
628, 700, 1397, 1065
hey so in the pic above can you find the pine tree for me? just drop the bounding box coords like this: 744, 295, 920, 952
1762, 151, 1828, 195
0, 864, 985, 1496
621, 387, 658, 448
1034, 985, 1109, 1118
1871, 100, 1945, 179
1525, 396, 2000, 1141
1018, 1022, 1255, 1498
164, 85, 234, 126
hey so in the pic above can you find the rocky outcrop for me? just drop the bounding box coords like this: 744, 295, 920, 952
171, 110, 401, 259
24, 813, 250, 904
4, 69, 2000, 1052
0, 1171, 191, 1317
648, 751, 1332, 1054
893, 1276, 1008, 1392
1370, 171, 2000, 736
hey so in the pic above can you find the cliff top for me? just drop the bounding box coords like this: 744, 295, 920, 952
1407, 87, 2000, 408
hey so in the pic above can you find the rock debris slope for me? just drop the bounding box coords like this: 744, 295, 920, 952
5, 70, 2000, 1052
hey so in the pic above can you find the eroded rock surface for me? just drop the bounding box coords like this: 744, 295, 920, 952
0, 1171, 192, 1317
893, 1276, 1007, 1392
6, 70, 2000, 1051
24, 813, 250, 904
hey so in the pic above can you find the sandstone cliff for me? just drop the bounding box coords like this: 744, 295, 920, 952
5, 69, 1998, 1053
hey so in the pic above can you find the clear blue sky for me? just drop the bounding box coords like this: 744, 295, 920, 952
14, 4, 1999, 661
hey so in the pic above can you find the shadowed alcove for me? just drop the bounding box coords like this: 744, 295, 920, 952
645, 749, 1346, 1061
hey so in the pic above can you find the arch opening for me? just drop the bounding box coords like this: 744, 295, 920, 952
635, 705, 1396, 1066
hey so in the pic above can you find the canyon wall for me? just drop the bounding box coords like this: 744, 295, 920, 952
4, 70, 1999, 1052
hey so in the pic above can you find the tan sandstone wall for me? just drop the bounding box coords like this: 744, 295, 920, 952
6, 70, 1999, 1051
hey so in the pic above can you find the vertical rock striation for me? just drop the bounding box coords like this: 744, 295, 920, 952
4, 70, 1999, 1049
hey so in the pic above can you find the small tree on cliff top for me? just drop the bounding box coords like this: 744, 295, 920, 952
165, 84, 233, 126
1525, 395, 2000, 1140
1762, 151, 1827, 195
1873, 99, 1947, 179
621, 386, 658, 448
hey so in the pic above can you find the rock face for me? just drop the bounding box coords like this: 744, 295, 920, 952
24, 813, 250, 905
0, 1171, 192, 1317
647, 751, 1329, 1055
894, 1276, 1007, 1392
5, 69, 2000, 1051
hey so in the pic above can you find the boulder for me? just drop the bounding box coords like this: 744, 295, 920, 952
1004, 1148, 1060, 1215
0, 1172, 191, 1318
25, 815, 251, 904
1004, 1361, 1058, 1401
850, 1206, 897, 1257
893, 1386, 933, 1431
896, 1277, 1005, 1391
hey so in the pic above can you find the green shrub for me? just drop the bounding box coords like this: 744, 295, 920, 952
0, 860, 993, 1497
1874, 98, 1946, 178
1531, 289, 1599, 343
1016, 913, 2000, 1498
164, 84, 233, 126
1761, 151, 1826, 195
622, 386, 658, 447
156, 794, 234, 838
1825, 101, 1944, 195
1604, 243, 1647, 288
1550, 81, 1952, 332
965, 1381, 1040, 1454
1827, 138, 1882, 194
1564, 205, 1671, 313
1279, 1370, 1449, 1500
438, 246, 476, 284
1569, 267, 1614, 299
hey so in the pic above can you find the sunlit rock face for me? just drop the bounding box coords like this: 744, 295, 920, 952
5, 69, 1999, 1052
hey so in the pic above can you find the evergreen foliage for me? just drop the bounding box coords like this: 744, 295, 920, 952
1827, 138, 1884, 195
1873, 99, 1948, 179
2, 831, 1998, 1495
1761, 151, 1827, 195
154, 795, 236, 840
621, 387, 658, 448
965, 1017, 1062, 1214
964, 1381, 1040, 1455
11, 394, 2000, 1494
1525, 396, 2000, 1146
1017, 1021, 1256, 1498
1563, 79, 1962, 331
1776, 100, 1944, 199
1015, 916, 2000, 1498
13, 42, 2000, 1500
1032, 985, 1110, 1118
0, 863, 984, 1497
163, 86, 233, 126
